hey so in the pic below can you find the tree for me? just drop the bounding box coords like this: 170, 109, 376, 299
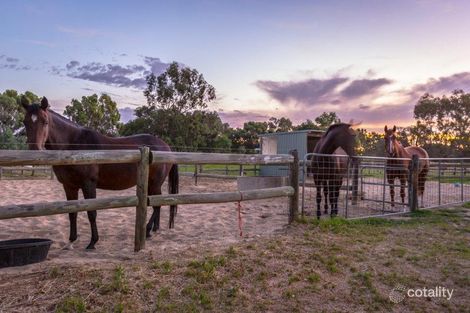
414, 90, 470, 156
229, 121, 268, 153
123, 62, 221, 151
294, 119, 318, 131
64, 94, 121, 136
0, 89, 40, 149
144, 62, 216, 113
267, 117, 293, 133
314, 112, 341, 130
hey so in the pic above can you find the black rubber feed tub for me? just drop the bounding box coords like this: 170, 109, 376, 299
0, 238, 52, 268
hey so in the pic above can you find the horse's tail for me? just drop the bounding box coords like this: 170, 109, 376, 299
168, 164, 179, 229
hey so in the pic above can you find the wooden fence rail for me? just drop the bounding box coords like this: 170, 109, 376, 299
0, 149, 299, 252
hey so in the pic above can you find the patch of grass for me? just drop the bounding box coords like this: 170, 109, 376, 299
349, 271, 391, 311
306, 272, 321, 286
113, 303, 124, 313
185, 255, 227, 283
48, 266, 61, 279
226, 246, 237, 258
151, 260, 174, 274
451, 240, 470, 258
390, 247, 407, 258
55, 296, 86, 313
142, 280, 153, 290
155, 287, 176, 312
288, 274, 301, 285
100, 265, 129, 294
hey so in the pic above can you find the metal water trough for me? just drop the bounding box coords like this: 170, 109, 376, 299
0, 238, 52, 268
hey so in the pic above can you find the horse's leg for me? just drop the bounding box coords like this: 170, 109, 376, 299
82, 180, 98, 250
399, 176, 406, 205
64, 186, 79, 243
418, 171, 427, 208
323, 181, 329, 214
388, 177, 395, 207
146, 181, 162, 238
332, 179, 342, 216
328, 181, 336, 217
315, 183, 322, 219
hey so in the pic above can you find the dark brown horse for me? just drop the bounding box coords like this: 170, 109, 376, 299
384, 125, 429, 207
21, 97, 178, 249
310, 123, 357, 218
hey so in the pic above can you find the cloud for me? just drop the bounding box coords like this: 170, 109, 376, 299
254, 70, 470, 130
256, 77, 348, 106
218, 110, 271, 128
5, 57, 19, 63
408, 72, 470, 97
0, 55, 31, 71
57, 26, 100, 37
119, 107, 136, 123
20, 39, 56, 48
66, 60, 80, 70
340, 78, 392, 98
54, 56, 172, 89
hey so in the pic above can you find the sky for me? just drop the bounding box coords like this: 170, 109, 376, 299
1, 0, 470, 130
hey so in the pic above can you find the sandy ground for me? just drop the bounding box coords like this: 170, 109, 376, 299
0, 176, 289, 269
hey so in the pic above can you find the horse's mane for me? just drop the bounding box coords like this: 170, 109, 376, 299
28, 103, 85, 130
49, 110, 83, 129
323, 123, 350, 137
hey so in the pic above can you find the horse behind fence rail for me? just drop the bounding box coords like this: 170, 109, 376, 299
21, 97, 179, 249
310, 123, 357, 218
384, 125, 429, 207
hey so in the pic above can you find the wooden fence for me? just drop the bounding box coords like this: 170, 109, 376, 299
0, 166, 54, 180
0, 149, 299, 252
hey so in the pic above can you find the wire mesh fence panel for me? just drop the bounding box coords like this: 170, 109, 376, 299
354, 156, 410, 218
420, 158, 470, 208
301, 153, 350, 218
302, 154, 470, 219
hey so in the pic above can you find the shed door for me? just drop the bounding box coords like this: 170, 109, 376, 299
262, 137, 278, 154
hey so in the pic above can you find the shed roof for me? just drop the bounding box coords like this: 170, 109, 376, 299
260, 129, 324, 138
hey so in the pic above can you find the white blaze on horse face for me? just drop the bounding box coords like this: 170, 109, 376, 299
31, 114, 38, 123
389, 138, 394, 155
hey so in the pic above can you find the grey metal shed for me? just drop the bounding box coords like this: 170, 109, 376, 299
259, 129, 324, 179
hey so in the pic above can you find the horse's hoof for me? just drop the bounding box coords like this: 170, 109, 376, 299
86, 244, 96, 250
146, 232, 152, 239
63, 242, 74, 250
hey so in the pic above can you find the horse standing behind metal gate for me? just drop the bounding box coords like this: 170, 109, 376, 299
310, 123, 357, 218
384, 125, 429, 207
21, 97, 179, 249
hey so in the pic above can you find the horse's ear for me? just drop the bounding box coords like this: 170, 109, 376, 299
40, 97, 49, 110
21, 96, 31, 109
384, 125, 388, 132
392, 125, 396, 132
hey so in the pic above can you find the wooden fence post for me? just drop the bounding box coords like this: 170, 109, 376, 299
288, 150, 299, 223
408, 154, 419, 212
135, 146, 150, 252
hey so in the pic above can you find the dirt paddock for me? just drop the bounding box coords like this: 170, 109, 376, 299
0, 176, 290, 268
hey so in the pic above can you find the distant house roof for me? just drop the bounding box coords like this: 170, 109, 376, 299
260, 129, 324, 138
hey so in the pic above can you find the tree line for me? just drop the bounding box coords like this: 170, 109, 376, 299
0, 62, 469, 156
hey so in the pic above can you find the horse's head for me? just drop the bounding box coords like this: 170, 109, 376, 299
384, 125, 398, 157
320, 123, 358, 156
21, 96, 51, 150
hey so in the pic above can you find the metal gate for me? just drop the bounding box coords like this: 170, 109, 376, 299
301, 154, 470, 219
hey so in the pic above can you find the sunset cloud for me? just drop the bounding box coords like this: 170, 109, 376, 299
54, 57, 173, 89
